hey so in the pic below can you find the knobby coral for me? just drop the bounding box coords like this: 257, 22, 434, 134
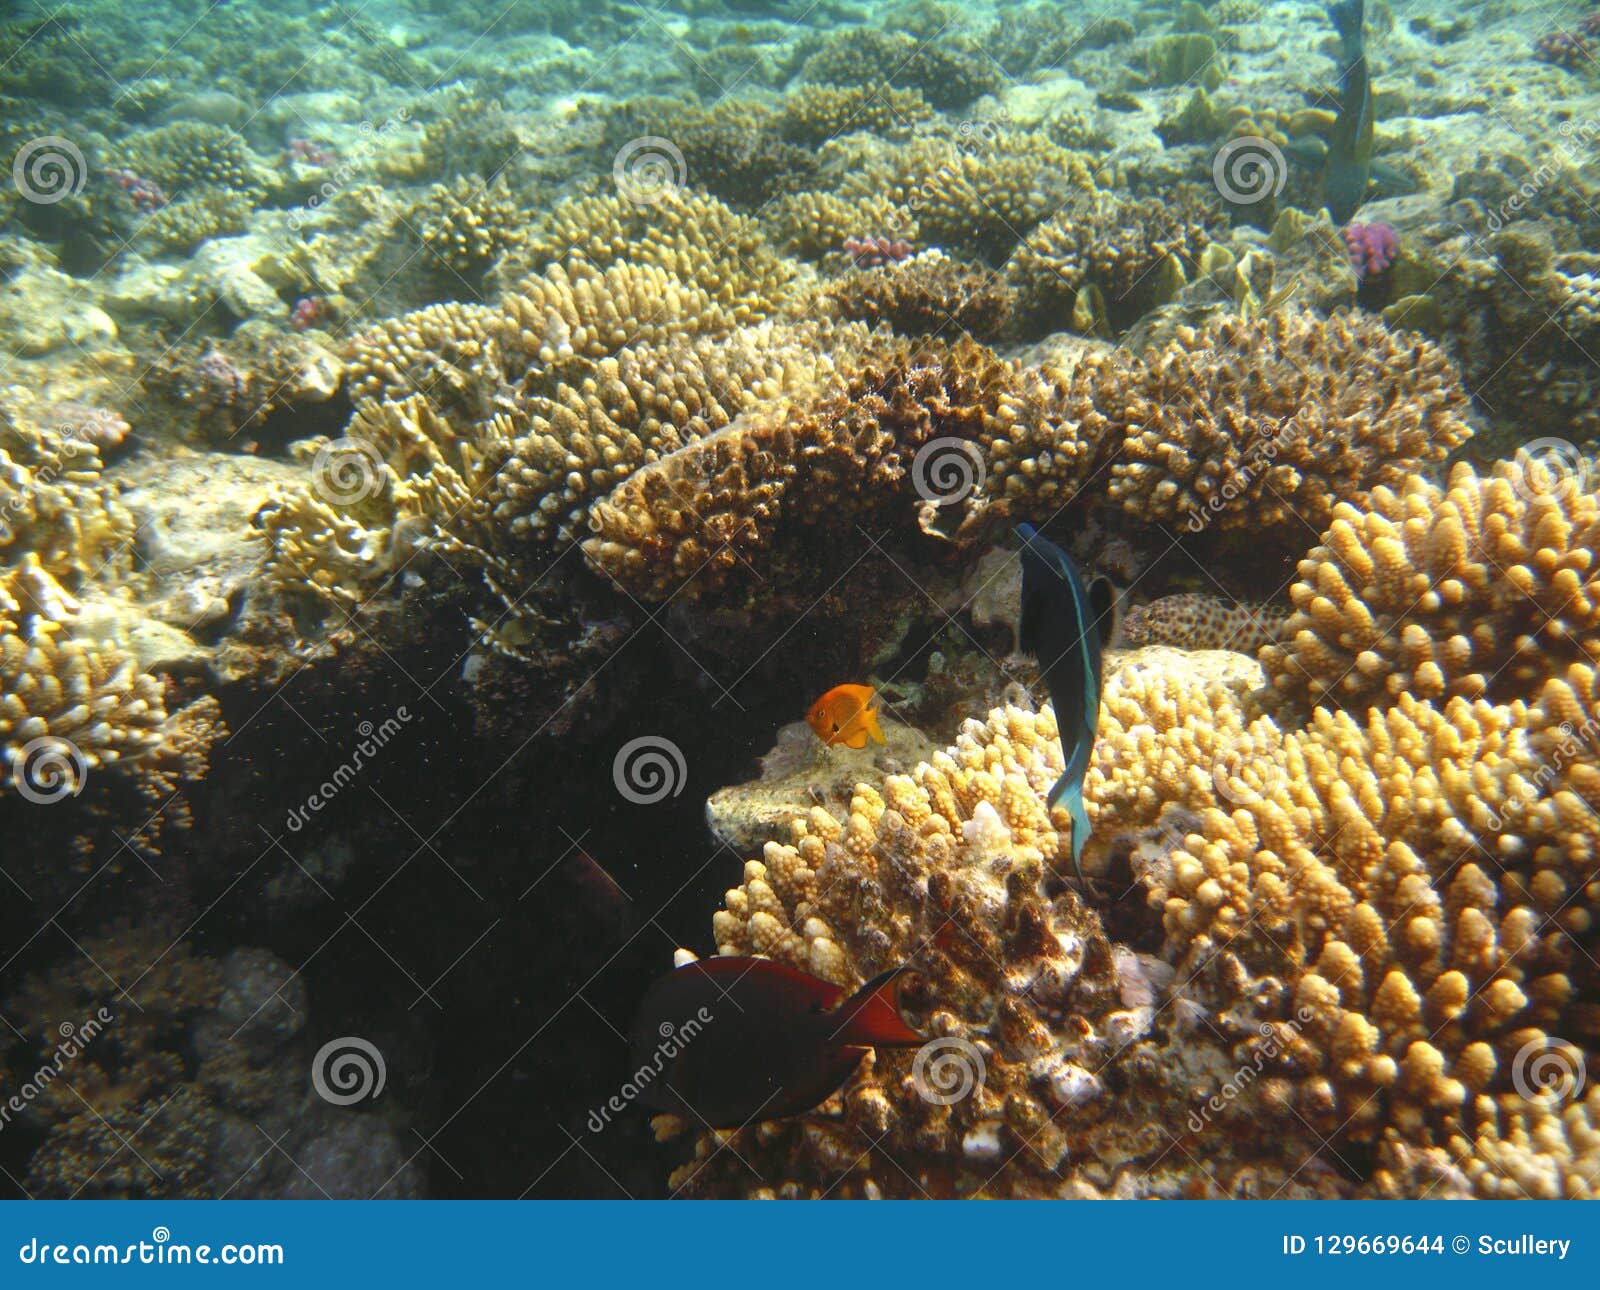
671, 647, 1598, 1198
1261, 459, 1600, 711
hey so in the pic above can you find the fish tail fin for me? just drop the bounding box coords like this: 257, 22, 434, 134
1046, 772, 1092, 886
866, 708, 887, 745
828, 968, 924, 1048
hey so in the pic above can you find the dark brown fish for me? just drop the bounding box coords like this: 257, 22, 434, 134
628, 957, 925, 1128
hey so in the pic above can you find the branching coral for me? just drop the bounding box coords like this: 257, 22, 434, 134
824, 252, 1015, 341
1006, 190, 1223, 336
1094, 309, 1474, 540
844, 133, 1097, 264
582, 336, 1016, 600
778, 84, 936, 145
1261, 460, 1600, 711
675, 647, 1598, 1197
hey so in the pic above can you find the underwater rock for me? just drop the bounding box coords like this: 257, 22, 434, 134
706, 718, 939, 853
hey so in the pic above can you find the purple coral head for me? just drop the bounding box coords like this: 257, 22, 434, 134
1343, 220, 1400, 280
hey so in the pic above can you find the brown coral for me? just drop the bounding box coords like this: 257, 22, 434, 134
582, 337, 1017, 601
824, 252, 1015, 341
1261, 459, 1600, 710
1095, 309, 1474, 540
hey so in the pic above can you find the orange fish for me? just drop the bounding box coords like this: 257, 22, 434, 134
806, 684, 886, 749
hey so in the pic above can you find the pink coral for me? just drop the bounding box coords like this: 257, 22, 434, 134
843, 234, 915, 267
1343, 220, 1399, 280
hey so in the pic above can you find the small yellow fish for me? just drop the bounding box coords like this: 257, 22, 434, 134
806, 684, 886, 749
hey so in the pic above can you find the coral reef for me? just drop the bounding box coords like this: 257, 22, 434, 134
1261, 459, 1600, 711
675, 646, 1599, 1197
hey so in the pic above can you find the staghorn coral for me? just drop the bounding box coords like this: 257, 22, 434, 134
677, 646, 1598, 1197
1121, 593, 1290, 654
1261, 459, 1600, 711
1093, 309, 1474, 541
582, 336, 1016, 601
824, 251, 1015, 342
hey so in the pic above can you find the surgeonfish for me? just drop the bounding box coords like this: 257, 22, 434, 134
1323, 0, 1375, 223
629, 956, 925, 1128
1014, 523, 1117, 885
806, 683, 887, 749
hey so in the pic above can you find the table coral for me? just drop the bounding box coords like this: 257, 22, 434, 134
1261, 459, 1600, 710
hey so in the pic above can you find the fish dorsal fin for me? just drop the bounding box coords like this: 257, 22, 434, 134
826, 968, 925, 1048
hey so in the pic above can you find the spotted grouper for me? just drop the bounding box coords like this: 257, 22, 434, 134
1120, 593, 1290, 654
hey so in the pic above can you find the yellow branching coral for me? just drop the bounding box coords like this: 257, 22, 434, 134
764, 191, 918, 261
844, 133, 1097, 262
1007, 189, 1221, 334
1261, 459, 1600, 710
1, 407, 133, 588
778, 84, 936, 145
678, 648, 1598, 1197
498, 260, 735, 372
512, 188, 795, 316
342, 301, 502, 412
1, 557, 189, 795
824, 251, 1016, 341
487, 322, 861, 545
